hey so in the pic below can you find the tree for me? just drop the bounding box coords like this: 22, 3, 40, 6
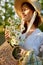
0, 0, 21, 45
0, 0, 15, 26
39, 0, 43, 9
0, 0, 21, 29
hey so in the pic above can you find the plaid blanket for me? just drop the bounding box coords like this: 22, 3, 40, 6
18, 50, 43, 65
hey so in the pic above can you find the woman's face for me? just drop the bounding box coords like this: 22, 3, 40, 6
21, 4, 33, 21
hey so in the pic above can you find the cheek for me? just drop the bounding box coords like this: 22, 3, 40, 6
24, 9, 30, 15
28, 10, 33, 18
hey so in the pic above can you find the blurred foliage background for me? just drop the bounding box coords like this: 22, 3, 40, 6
0, 0, 21, 32
0, 0, 21, 45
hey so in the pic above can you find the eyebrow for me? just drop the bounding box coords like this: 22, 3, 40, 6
21, 2, 35, 11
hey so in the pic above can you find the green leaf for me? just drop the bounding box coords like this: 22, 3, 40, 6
38, 23, 43, 32
39, 0, 43, 3
5, 21, 10, 26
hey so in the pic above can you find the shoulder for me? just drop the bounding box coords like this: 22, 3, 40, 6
32, 28, 41, 35
26, 28, 43, 41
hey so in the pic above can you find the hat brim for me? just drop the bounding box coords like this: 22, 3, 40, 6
14, 0, 41, 18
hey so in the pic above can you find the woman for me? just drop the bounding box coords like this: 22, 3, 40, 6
19, 2, 43, 55
5, 0, 43, 56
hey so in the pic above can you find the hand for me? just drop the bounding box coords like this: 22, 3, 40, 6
5, 29, 11, 40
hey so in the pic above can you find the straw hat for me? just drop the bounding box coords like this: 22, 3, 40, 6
14, 0, 41, 18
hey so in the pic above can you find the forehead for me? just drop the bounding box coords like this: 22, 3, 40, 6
21, 2, 35, 11
21, 3, 29, 9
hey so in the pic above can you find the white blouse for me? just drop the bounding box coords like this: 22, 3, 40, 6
19, 29, 43, 55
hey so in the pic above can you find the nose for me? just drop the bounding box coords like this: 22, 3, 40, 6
22, 12, 27, 17
24, 10, 30, 15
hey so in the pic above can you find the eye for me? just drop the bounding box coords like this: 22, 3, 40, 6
23, 9, 26, 11
25, 8, 29, 10
22, 12, 24, 15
